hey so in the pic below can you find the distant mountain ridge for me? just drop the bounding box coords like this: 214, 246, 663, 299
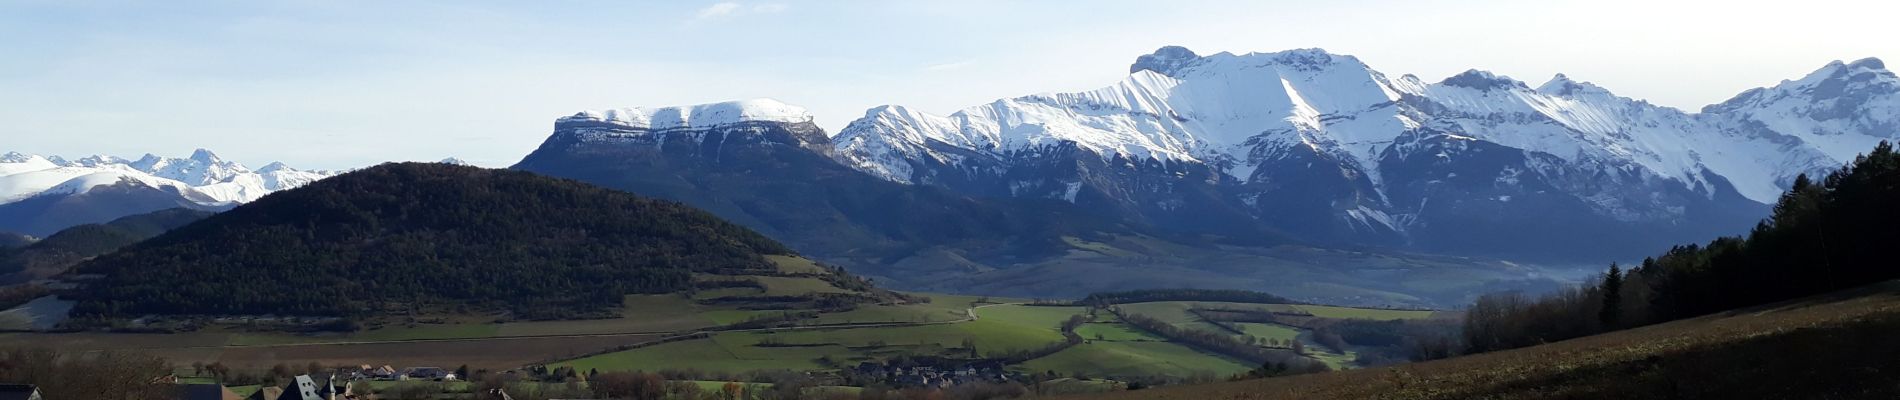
515, 99, 1554, 307
516, 99, 1157, 275
832, 46, 1900, 261
0, 149, 338, 235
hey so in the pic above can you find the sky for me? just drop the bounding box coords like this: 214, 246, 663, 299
3, 0, 1897, 169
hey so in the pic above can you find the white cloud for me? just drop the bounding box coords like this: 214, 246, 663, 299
922, 60, 975, 72
695, 2, 741, 19
692, 2, 786, 21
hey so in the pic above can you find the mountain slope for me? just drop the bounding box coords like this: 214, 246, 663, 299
1697, 57, 1900, 200
0, 233, 31, 249
512, 100, 1188, 277
835, 46, 1899, 262
514, 99, 1554, 307
0, 208, 210, 283
69, 163, 799, 319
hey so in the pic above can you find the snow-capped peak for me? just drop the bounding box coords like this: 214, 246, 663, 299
439, 157, 471, 166
1129, 45, 1202, 76
1685, 56, 1900, 201
562, 98, 813, 130
838, 46, 1900, 218
1537, 73, 1613, 97
1439, 69, 1528, 91
188, 148, 224, 165
0, 152, 34, 163
838, 46, 1433, 188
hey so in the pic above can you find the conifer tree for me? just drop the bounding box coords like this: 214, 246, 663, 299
1600, 263, 1623, 329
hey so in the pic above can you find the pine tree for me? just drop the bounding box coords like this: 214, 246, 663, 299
1600, 263, 1624, 329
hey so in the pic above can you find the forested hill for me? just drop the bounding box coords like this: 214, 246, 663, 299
1465, 141, 1900, 353
70, 163, 798, 319
1, 208, 210, 283
0, 232, 31, 249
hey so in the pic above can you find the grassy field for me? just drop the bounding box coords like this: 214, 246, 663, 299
554, 304, 1078, 374
1231, 322, 1300, 343
1016, 306, 1255, 379
972, 305, 1085, 329
751, 276, 852, 296
1020, 341, 1253, 378
1293, 305, 1435, 320
1108, 301, 1438, 370
765, 255, 828, 274
4, 284, 1434, 381
555, 336, 833, 373
1071, 281, 1900, 399
1073, 315, 1165, 342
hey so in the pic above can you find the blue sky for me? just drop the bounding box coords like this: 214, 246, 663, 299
3, 0, 1896, 169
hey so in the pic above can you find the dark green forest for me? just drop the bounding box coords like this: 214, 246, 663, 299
69, 163, 795, 320
1465, 141, 1900, 352
0, 232, 31, 249
0, 208, 209, 282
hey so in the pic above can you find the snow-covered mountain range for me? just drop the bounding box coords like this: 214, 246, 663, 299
515, 46, 1900, 263
826, 47, 1896, 260
1, 149, 337, 205
0, 149, 339, 235
838, 48, 1894, 204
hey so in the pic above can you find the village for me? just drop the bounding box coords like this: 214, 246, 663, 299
848, 360, 1016, 389
0, 358, 1059, 400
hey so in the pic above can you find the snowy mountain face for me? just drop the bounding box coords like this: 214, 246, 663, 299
549, 99, 831, 157
1695, 58, 1900, 200
833, 47, 1895, 261
0, 149, 338, 235
516, 98, 1145, 281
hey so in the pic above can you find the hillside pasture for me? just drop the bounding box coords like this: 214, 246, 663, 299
1019, 341, 1253, 378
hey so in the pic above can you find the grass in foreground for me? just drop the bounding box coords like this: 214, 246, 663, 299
1071, 281, 1900, 399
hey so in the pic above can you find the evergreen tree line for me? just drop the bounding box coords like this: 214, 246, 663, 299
68, 163, 796, 320
1464, 141, 1900, 353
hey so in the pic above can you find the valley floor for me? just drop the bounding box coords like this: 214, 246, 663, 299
0, 292, 1429, 383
